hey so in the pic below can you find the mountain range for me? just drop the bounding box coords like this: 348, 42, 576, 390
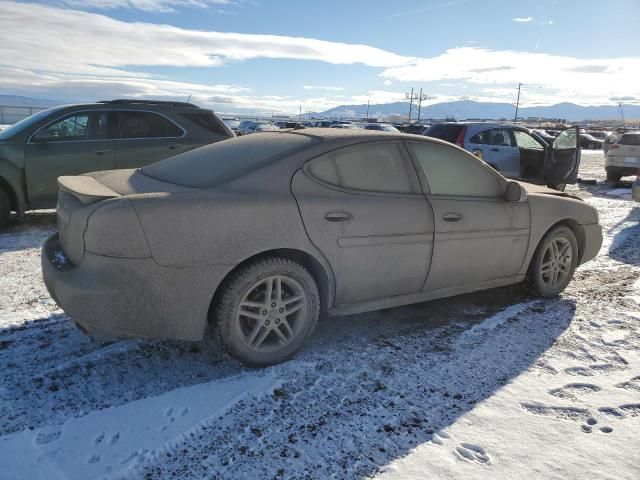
318, 100, 639, 122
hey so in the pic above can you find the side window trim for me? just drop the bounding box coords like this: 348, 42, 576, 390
28, 109, 186, 144
303, 140, 423, 197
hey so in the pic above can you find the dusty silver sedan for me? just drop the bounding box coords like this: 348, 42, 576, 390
42, 129, 603, 366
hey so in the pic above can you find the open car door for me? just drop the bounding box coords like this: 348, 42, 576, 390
544, 126, 581, 188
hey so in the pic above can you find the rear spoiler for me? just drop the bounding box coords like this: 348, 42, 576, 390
57, 176, 120, 205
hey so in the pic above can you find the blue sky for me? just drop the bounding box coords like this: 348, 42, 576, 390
1, 0, 639, 114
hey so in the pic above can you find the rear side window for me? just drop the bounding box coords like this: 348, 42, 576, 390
424, 124, 464, 143
470, 128, 514, 147
181, 112, 230, 136
408, 141, 504, 197
307, 142, 412, 194
118, 111, 183, 139
619, 134, 640, 145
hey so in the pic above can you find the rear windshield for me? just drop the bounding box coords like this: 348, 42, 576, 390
424, 124, 464, 143
141, 132, 319, 188
181, 112, 231, 137
618, 133, 640, 146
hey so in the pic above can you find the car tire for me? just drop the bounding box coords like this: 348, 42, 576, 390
527, 225, 579, 297
588, 143, 596, 150
0, 188, 10, 229
214, 257, 320, 367
606, 170, 622, 183
547, 183, 566, 192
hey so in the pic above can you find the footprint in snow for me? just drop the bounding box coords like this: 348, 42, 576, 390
34, 428, 62, 445
455, 443, 490, 464
549, 383, 601, 399
87, 453, 101, 464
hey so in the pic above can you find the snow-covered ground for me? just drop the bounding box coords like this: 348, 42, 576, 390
0, 151, 638, 479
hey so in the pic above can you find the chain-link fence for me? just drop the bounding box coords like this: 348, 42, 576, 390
0, 105, 48, 125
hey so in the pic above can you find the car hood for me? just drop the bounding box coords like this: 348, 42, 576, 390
517, 181, 583, 201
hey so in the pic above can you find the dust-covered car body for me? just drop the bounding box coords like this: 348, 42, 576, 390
42, 129, 602, 364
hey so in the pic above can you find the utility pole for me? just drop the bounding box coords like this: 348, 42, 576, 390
366, 97, 370, 120
299, 105, 302, 119
514, 83, 522, 122
406, 88, 419, 123
416, 88, 429, 123
618, 103, 625, 124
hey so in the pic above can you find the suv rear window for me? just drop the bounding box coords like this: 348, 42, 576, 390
119, 111, 183, 139
424, 124, 464, 143
618, 133, 640, 145
181, 112, 230, 136
141, 132, 319, 188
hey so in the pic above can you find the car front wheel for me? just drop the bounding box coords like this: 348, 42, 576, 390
527, 225, 578, 297
214, 257, 320, 367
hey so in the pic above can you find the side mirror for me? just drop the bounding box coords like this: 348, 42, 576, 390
506, 181, 526, 202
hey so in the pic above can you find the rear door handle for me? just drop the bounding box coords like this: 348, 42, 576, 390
168, 143, 184, 150
442, 212, 462, 222
94, 149, 113, 156
490, 147, 499, 152
325, 211, 353, 223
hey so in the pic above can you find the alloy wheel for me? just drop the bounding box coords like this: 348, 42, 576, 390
235, 275, 307, 353
539, 236, 573, 288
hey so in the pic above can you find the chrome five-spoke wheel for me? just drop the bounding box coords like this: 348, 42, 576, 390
528, 225, 578, 297
215, 257, 320, 367
236, 275, 307, 352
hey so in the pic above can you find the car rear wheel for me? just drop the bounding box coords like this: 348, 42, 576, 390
527, 225, 578, 297
0, 188, 10, 229
214, 257, 320, 367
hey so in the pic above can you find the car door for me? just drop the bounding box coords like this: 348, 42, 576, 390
24, 111, 116, 207
513, 129, 546, 182
114, 110, 191, 169
405, 140, 530, 291
545, 126, 581, 185
291, 141, 434, 306
468, 128, 520, 178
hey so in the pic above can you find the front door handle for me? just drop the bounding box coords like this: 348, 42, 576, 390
168, 143, 184, 150
325, 211, 353, 223
442, 212, 462, 222
490, 147, 499, 152
94, 149, 113, 156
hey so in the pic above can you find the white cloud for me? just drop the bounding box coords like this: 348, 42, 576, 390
512, 17, 534, 23
54, 0, 236, 13
303, 85, 344, 91
381, 47, 640, 106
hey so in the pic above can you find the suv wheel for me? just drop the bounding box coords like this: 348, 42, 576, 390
214, 257, 320, 367
527, 225, 578, 297
0, 188, 10, 228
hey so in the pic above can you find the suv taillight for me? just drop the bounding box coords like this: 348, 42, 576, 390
610, 144, 620, 150
455, 126, 467, 148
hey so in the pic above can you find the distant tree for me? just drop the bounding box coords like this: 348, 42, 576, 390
445, 116, 456, 122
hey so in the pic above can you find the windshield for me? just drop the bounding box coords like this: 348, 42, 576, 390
0, 106, 62, 139
618, 133, 640, 146
141, 132, 319, 188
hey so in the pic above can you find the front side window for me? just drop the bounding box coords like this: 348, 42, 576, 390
514, 130, 544, 150
470, 128, 514, 147
307, 142, 412, 194
118, 111, 183, 139
33, 113, 90, 142
408, 141, 505, 197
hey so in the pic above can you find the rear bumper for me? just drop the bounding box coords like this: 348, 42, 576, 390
580, 224, 603, 265
42, 234, 228, 341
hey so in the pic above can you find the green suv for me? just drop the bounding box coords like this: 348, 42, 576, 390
0, 99, 234, 226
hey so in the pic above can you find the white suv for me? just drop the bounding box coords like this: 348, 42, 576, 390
605, 132, 640, 182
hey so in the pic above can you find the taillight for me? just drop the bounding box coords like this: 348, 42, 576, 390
455, 126, 467, 148
610, 144, 620, 150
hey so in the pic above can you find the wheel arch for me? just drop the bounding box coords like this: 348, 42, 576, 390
529, 218, 586, 271
0, 176, 19, 213
208, 247, 335, 325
